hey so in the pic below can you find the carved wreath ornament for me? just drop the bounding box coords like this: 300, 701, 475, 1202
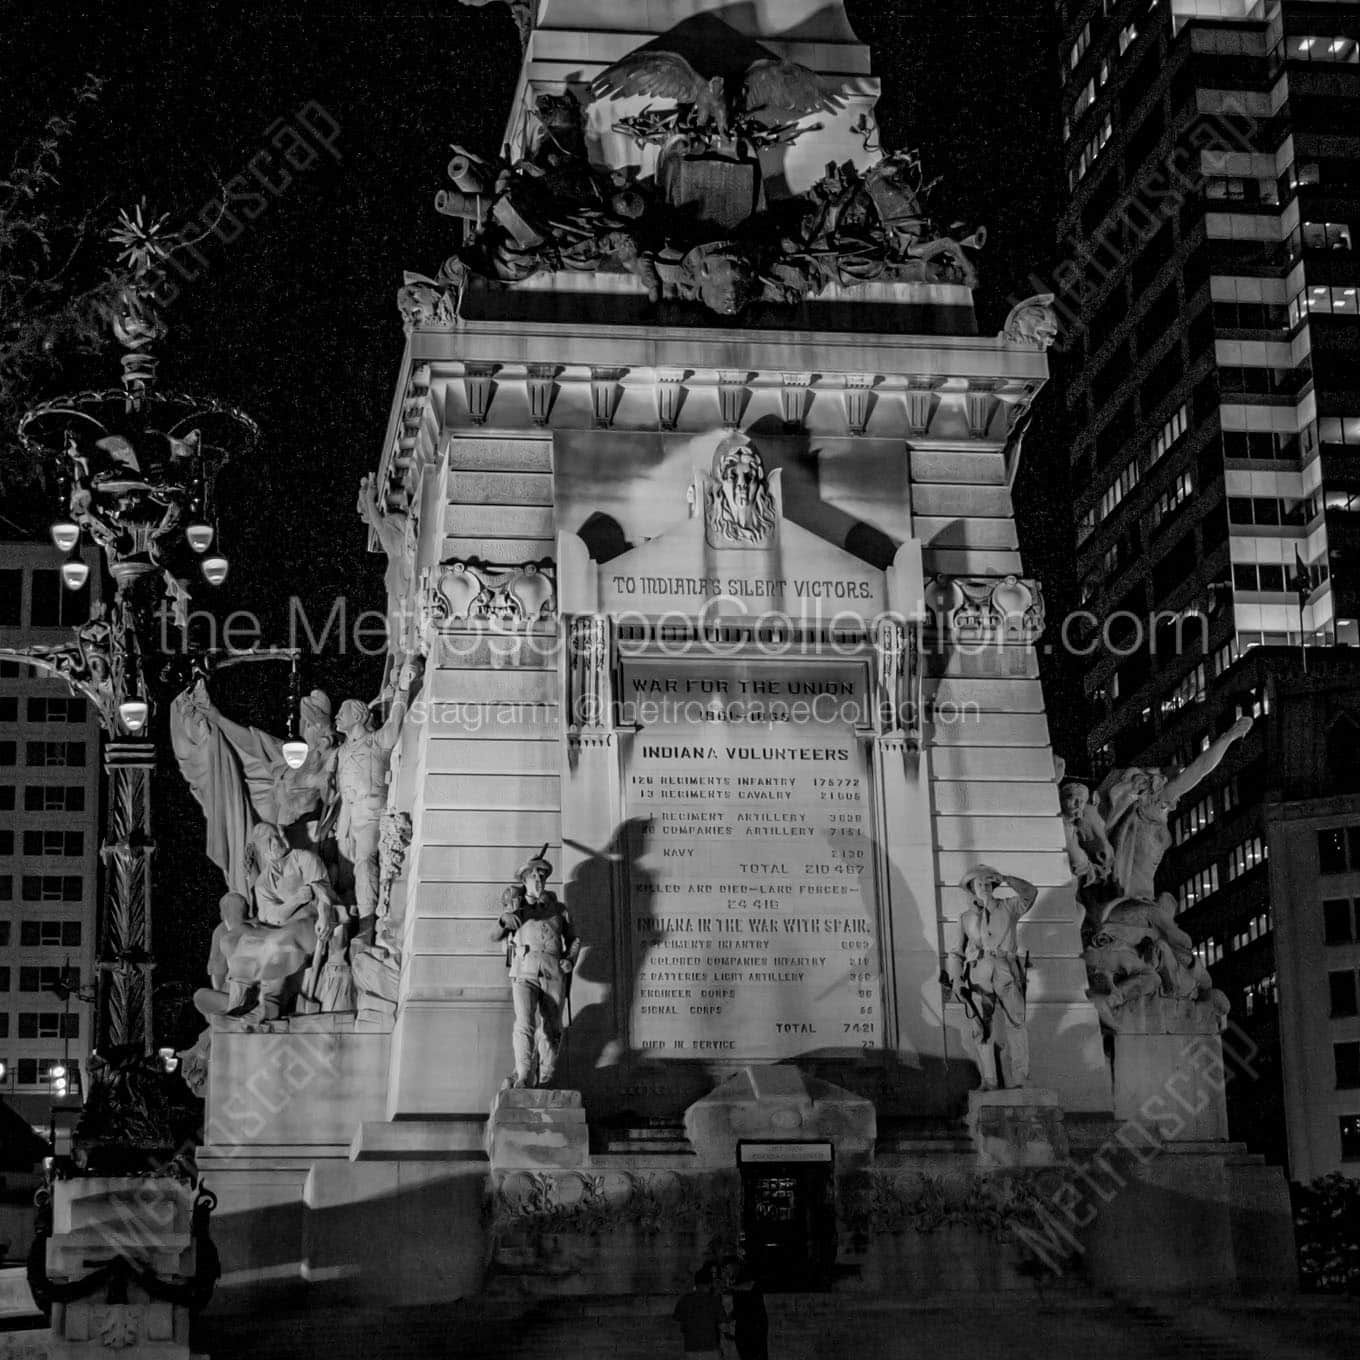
424, 559, 557, 627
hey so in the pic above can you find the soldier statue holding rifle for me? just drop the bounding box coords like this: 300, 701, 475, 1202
491, 846, 580, 1088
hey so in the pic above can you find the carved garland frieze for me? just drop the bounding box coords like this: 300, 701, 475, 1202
424, 558, 556, 627
925, 575, 1045, 640
489, 1168, 739, 1237
486, 1166, 1072, 1252
837, 1167, 1072, 1242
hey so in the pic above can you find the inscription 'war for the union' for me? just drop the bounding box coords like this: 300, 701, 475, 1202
642, 745, 850, 762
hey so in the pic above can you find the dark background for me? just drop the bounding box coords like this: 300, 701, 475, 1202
1, 0, 1083, 1046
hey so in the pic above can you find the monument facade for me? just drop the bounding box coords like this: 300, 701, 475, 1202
190, 0, 1292, 1307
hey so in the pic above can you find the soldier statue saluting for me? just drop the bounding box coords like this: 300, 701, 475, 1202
491, 845, 580, 1088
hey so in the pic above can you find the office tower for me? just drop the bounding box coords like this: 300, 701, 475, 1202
0, 541, 102, 1139
1058, 0, 1360, 1174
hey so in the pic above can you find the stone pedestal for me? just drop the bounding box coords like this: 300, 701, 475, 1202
683, 1066, 876, 1168
43, 1178, 204, 1360
1106, 1000, 1230, 1142
486, 1088, 589, 1170
966, 1088, 1067, 1168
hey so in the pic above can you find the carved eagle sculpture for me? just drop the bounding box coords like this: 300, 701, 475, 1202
589, 14, 842, 137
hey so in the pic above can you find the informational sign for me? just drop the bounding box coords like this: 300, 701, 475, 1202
738, 1142, 834, 1163
622, 658, 882, 1060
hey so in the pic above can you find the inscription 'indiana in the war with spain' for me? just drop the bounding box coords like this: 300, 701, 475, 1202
622, 661, 882, 1060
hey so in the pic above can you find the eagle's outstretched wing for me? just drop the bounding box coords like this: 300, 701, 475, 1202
590, 49, 711, 104
742, 58, 843, 117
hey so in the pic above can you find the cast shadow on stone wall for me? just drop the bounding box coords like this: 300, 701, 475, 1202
576, 511, 632, 565
562, 817, 717, 1122
747, 416, 901, 570
801, 814, 979, 1119
560, 802, 980, 1123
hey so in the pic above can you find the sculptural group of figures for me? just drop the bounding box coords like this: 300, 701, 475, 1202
172, 660, 419, 1086
945, 717, 1251, 1089
1060, 716, 1254, 1031
401, 13, 986, 323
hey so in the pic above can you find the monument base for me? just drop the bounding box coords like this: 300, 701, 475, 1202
193, 1027, 1293, 1307
966, 1088, 1067, 1168
486, 1089, 589, 1170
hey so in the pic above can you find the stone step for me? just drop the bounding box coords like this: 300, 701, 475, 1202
447, 438, 553, 473
445, 504, 556, 538
442, 535, 555, 562
202, 1291, 1357, 1360
199, 1287, 1360, 1360
449, 470, 554, 506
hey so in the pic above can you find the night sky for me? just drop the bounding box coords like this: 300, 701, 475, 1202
2, 0, 1081, 1044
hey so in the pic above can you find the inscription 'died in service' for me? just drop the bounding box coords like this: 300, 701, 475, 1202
621, 660, 882, 1060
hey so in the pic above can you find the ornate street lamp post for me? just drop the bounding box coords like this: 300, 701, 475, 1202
2, 206, 260, 1056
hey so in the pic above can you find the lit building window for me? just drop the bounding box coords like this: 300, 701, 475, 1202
1070, 115, 1114, 188
1174, 790, 1215, 844
1160, 663, 1207, 720
1301, 221, 1353, 252
1226, 834, 1269, 881
1317, 416, 1360, 446
1179, 863, 1221, 911
1150, 470, 1193, 531
1074, 77, 1096, 120
1292, 283, 1360, 318
1289, 35, 1359, 64
1147, 404, 1188, 468
1211, 641, 1239, 677
1070, 21, 1092, 69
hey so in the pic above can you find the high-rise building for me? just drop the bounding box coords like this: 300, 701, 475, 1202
0, 540, 102, 1138
1057, 0, 1360, 1175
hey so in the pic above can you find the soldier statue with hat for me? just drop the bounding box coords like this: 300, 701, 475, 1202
491, 845, 580, 1088
946, 865, 1039, 1090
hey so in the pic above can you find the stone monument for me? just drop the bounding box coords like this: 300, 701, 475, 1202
190, 0, 1293, 1307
